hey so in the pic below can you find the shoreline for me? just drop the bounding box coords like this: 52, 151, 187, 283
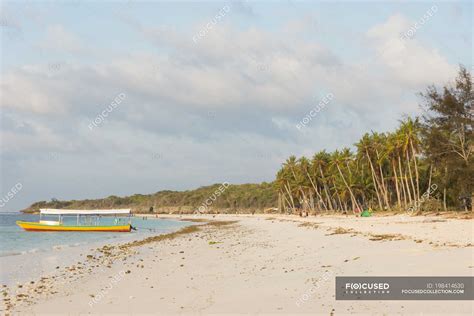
3, 214, 473, 315
1, 219, 223, 314
0, 217, 196, 287
155, 213, 473, 247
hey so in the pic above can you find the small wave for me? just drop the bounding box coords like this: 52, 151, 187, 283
0, 251, 23, 257
53, 242, 87, 250
53, 244, 68, 250
0, 248, 40, 257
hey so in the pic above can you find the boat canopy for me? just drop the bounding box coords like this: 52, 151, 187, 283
39, 209, 131, 215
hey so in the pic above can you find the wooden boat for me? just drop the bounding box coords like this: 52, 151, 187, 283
16, 209, 132, 232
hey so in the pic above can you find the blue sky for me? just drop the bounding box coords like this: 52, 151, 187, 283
2, 1, 471, 70
1, 0, 472, 211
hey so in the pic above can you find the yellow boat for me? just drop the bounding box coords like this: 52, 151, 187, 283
17, 209, 132, 232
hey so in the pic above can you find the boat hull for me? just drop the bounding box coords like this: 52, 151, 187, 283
16, 221, 131, 232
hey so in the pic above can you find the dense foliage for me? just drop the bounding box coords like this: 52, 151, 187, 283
22, 182, 278, 213
276, 66, 473, 214
23, 67, 472, 215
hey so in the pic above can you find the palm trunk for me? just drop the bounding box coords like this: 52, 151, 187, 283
284, 182, 296, 212
427, 164, 433, 199
379, 162, 390, 208
336, 193, 343, 212
443, 188, 447, 211
392, 160, 402, 209
278, 191, 283, 213
282, 192, 292, 214
345, 161, 352, 177
404, 167, 413, 204
443, 166, 448, 211
305, 171, 327, 210
398, 155, 409, 206
319, 166, 334, 210
366, 150, 383, 210
406, 150, 417, 204
375, 149, 390, 209
336, 164, 360, 211
300, 189, 308, 213
410, 140, 420, 201
309, 192, 315, 213
400, 153, 413, 204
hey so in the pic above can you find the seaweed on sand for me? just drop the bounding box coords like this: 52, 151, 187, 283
326, 227, 354, 235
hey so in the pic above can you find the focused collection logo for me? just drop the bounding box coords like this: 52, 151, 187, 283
344, 282, 390, 294
337, 277, 472, 300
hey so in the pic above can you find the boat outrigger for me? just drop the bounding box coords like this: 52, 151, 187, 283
16, 209, 132, 232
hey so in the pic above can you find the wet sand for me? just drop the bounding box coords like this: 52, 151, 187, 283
3, 214, 473, 315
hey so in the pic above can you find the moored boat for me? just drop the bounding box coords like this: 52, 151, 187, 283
16, 209, 132, 232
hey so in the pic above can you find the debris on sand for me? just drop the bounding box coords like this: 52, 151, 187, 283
368, 234, 405, 241
298, 222, 320, 229
326, 227, 354, 235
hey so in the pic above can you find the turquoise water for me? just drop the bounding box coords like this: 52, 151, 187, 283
0, 213, 192, 257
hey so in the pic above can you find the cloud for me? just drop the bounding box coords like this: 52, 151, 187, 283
1, 16, 459, 149
0, 13, 463, 211
1, 69, 70, 113
40, 24, 84, 54
366, 14, 457, 88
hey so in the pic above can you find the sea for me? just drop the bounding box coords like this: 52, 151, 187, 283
0, 212, 192, 257
0, 212, 195, 285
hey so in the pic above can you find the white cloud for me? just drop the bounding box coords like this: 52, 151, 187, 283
1, 70, 67, 113
2, 16, 458, 135
367, 14, 456, 88
40, 24, 84, 54
0, 14, 463, 211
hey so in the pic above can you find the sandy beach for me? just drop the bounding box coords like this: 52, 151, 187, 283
2, 214, 473, 315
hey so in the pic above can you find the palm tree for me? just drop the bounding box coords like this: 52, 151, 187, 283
386, 133, 403, 209
329, 150, 361, 212
312, 151, 335, 211
299, 156, 326, 212
400, 118, 421, 201
275, 164, 296, 213
356, 134, 384, 210
397, 124, 417, 204
393, 127, 413, 206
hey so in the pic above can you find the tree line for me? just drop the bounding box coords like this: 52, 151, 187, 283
23, 183, 278, 214
275, 66, 473, 214
22, 67, 472, 215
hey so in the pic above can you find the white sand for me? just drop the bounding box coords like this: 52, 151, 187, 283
4, 214, 474, 315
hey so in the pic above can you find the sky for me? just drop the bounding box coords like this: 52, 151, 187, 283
0, 0, 472, 212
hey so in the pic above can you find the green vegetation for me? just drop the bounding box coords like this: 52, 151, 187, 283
22, 182, 278, 214
22, 67, 472, 215
276, 66, 473, 214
